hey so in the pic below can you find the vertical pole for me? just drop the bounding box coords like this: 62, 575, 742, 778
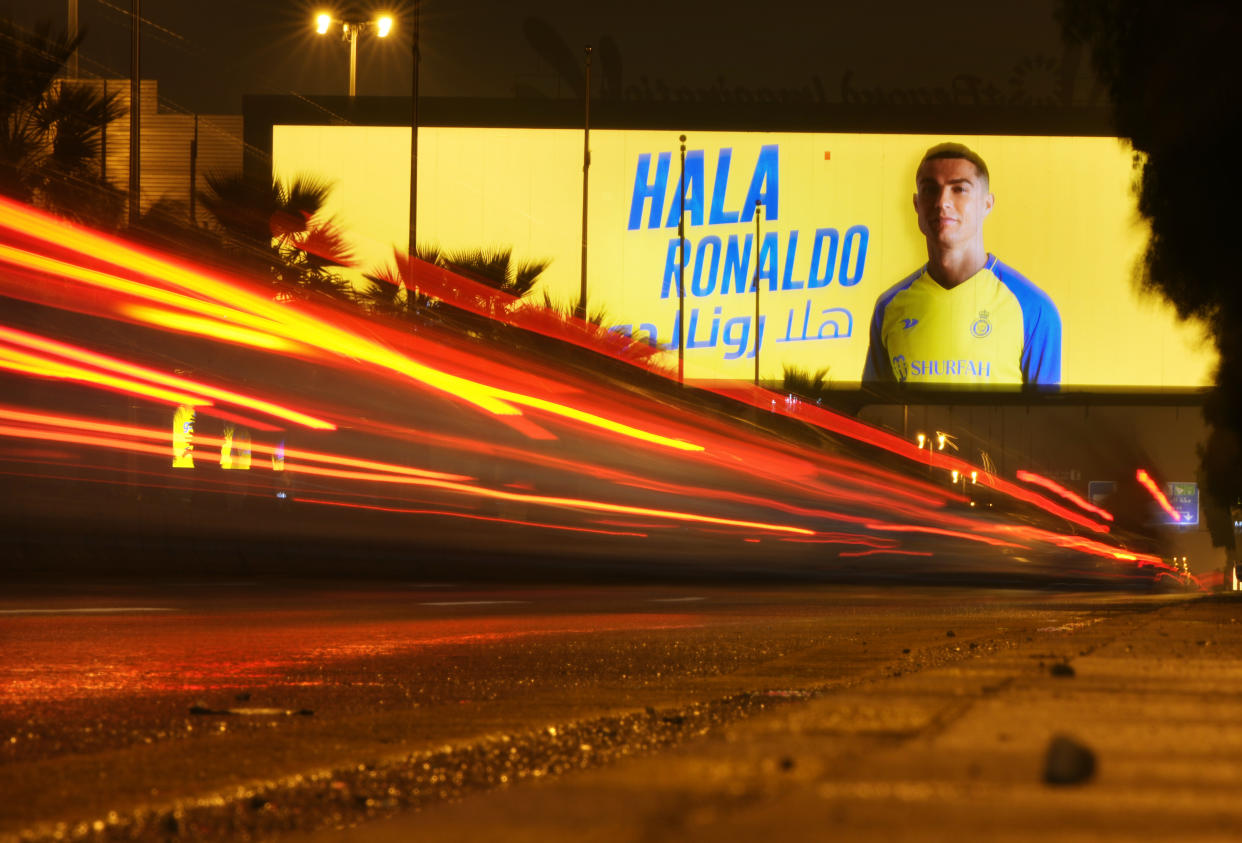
129, 0, 140, 226
100, 79, 107, 183
577, 45, 592, 320
753, 200, 762, 386
68, 0, 78, 77
189, 114, 198, 224
408, 1, 420, 290
677, 135, 686, 386
348, 25, 358, 97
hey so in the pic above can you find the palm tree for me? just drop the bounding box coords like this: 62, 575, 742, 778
0, 19, 124, 224
356, 243, 552, 329
199, 173, 355, 301
439, 246, 551, 299
782, 364, 831, 402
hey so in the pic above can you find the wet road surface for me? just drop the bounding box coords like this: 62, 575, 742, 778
0, 580, 1197, 841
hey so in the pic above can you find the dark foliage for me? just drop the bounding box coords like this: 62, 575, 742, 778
1058, 0, 1242, 547
199, 173, 355, 301
0, 18, 125, 225
782, 365, 831, 403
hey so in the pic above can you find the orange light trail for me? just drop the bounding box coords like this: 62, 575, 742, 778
0, 407, 468, 482
0, 326, 335, 429
706, 385, 1112, 534
0, 347, 210, 406
992, 524, 1168, 568
0, 199, 1173, 580
839, 549, 934, 558
120, 304, 298, 351
293, 497, 650, 538
0, 202, 703, 452
285, 461, 816, 535
862, 522, 1026, 549
1136, 468, 1181, 522
0, 407, 812, 537
1015, 470, 1114, 522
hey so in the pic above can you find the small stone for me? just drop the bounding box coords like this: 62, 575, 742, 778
296, 709, 315, 716
779, 756, 795, 772
902, 648, 911, 654
946, 630, 956, 637
1050, 662, 1076, 678
235, 692, 252, 702
1043, 735, 1096, 785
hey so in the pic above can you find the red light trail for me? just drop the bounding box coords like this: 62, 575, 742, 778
0, 196, 1182, 585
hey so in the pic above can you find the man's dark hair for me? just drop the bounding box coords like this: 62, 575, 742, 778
918, 143, 990, 188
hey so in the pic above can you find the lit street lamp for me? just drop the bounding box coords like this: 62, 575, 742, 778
315, 11, 393, 97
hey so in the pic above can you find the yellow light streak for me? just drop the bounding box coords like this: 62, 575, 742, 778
121, 305, 297, 351
0, 327, 334, 430
0, 347, 212, 406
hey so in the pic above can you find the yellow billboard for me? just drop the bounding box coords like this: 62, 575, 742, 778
273, 126, 1214, 389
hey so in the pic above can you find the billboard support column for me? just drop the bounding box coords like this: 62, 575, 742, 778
189, 114, 197, 225
753, 200, 762, 386
678, 134, 686, 385
577, 45, 591, 321
408, 0, 420, 303
128, 0, 140, 226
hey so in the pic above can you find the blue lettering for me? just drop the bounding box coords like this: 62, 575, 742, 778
692, 236, 722, 297
816, 307, 853, 339
664, 149, 705, 228
660, 237, 688, 299
708, 149, 739, 225
687, 306, 723, 349
806, 228, 838, 289
744, 315, 767, 359
757, 231, 779, 292
780, 230, 802, 291
741, 145, 780, 222
839, 224, 869, 286
721, 316, 750, 360
663, 309, 682, 351
628, 152, 670, 230
722, 234, 752, 294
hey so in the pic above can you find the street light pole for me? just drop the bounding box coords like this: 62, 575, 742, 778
316, 13, 392, 97
347, 24, 358, 97
68, 0, 78, 77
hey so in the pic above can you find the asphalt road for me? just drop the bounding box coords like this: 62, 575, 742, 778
1, 578, 1214, 841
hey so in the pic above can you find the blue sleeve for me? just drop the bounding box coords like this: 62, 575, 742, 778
993, 259, 1062, 387
862, 299, 893, 382
861, 269, 920, 382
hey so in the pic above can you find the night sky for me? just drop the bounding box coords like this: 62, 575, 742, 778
7, 1, 1086, 116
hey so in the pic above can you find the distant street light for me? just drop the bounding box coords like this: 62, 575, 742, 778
314, 11, 393, 96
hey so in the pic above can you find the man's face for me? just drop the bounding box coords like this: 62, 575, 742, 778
913, 157, 994, 249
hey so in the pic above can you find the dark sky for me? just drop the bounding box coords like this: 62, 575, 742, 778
9, 1, 1088, 115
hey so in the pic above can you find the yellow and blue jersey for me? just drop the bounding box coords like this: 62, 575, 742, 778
862, 255, 1061, 387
